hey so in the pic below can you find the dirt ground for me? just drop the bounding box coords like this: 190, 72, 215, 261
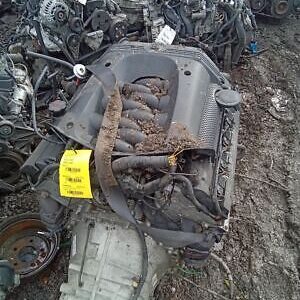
0, 12, 299, 300
157, 16, 300, 300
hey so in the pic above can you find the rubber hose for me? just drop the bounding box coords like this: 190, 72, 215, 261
121, 175, 172, 195
119, 117, 141, 131
122, 83, 152, 95
133, 92, 159, 109
114, 139, 135, 152
26, 51, 74, 70
122, 109, 154, 121
31, 66, 64, 145
122, 98, 152, 112
174, 174, 216, 217
213, 4, 239, 45
118, 128, 146, 145
112, 156, 170, 173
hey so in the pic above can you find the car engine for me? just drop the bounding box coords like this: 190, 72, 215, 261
0, 55, 36, 191
21, 42, 240, 299
22, 0, 127, 61
14, 0, 256, 68
117, 0, 257, 67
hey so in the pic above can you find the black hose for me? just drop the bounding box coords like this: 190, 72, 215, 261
203, 4, 238, 44
31, 66, 65, 145
112, 156, 170, 173
133, 92, 159, 109
120, 175, 172, 196
114, 139, 135, 152
122, 83, 152, 95
122, 109, 154, 121
173, 174, 217, 218
28, 163, 59, 187
118, 128, 146, 145
162, 4, 182, 32
26, 51, 74, 70
214, 6, 239, 46
31, 19, 58, 91
31, 20, 49, 56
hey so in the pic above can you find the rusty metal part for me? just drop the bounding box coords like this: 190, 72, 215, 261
0, 214, 60, 278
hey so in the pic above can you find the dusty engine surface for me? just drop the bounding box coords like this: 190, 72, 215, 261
0, 55, 36, 190
22, 41, 239, 259
14, 41, 241, 299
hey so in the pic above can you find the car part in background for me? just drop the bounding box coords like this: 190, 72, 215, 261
0, 54, 36, 191
250, 0, 300, 18
0, 213, 60, 279
0, 260, 20, 300
117, 0, 257, 68
12, 0, 256, 68
22, 42, 240, 299
19, 0, 128, 63
0, 0, 12, 13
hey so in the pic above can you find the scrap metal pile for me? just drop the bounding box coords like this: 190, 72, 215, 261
0, 1, 297, 299
9, 0, 258, 68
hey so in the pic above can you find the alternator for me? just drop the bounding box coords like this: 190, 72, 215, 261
39, 0, 70, 29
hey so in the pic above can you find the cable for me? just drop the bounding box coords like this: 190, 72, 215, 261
131, 225, 148, 300
26, 51, 74, 70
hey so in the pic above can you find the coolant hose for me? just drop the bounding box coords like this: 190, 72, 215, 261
112, 156, 170, 173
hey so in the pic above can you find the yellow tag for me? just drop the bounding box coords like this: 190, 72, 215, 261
59, 150, 93, 199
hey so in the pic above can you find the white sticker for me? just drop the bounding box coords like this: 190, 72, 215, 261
76, 0, 87, 5
156, 25, 176, 45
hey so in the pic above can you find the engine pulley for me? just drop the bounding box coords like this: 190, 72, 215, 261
91, 9, 112, 32
0, 120, 15, 139
109, 18, 128, 42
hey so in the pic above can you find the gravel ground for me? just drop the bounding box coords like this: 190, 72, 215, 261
0, 11, 299, 300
